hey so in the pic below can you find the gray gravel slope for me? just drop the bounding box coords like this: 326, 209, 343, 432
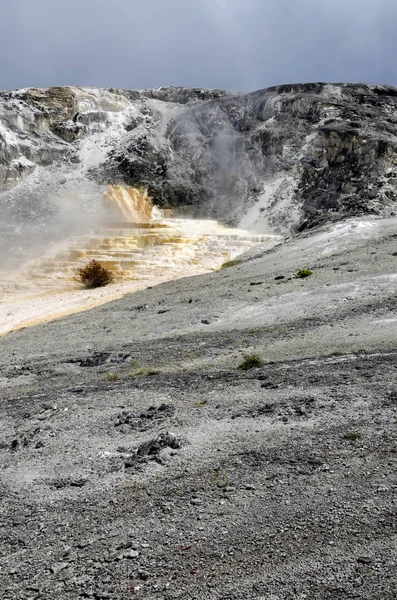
0, 217, 396, 599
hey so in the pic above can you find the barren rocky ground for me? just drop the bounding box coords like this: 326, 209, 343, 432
0, 216, 396, 599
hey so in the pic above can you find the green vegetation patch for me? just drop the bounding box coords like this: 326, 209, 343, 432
128, 366, 159, 377
221, 258, 242, 270
294, 268, 313, 279
237, 354, 263, 371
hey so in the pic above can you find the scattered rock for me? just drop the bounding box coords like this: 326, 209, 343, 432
79, 353, 110, 367
122, 433, 181, 471
115, 404, 175, 432
50, 477, 88, 489
137, 432, 181, 457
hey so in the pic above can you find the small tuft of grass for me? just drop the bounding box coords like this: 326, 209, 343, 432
129, 366, 159, 377
221, 258, 242, 270
294, 268, 313, 279
343, 431, 361, 442
105, 373, 119, 382
237, 354, 263, 371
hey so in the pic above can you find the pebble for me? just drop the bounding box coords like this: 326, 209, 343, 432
190, 498, 202, 506
124, 549, 139, 559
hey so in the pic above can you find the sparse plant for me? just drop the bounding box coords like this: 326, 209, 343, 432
193, 399, 208, 407
77, 259, 114, 288
129, 366, 159, 377
343, 431, 361, 442
221, 258, 242, 270
237, 354, 263, 370
105, 373, 119, 382
294, 268, 313, 279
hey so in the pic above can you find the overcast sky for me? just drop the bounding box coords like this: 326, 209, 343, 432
1, 0, 396, 92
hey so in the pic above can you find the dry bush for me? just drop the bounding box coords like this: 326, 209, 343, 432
77, 259, 114, 288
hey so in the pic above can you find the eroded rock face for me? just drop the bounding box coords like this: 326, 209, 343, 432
1, 82, 397, 249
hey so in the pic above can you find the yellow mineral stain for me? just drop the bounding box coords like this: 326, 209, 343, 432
0, 185, 281, 335
0, 292, 124, 337
105, 185, 160, 222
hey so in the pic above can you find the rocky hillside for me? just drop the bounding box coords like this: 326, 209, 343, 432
1, 215, 396, 599
1, 82, 397, 249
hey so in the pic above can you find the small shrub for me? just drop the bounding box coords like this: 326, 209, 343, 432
237, 354, 263, 370
77, 259, 114, 288
343, 431, 361, 442
294, 268, 313, 279
221, 258, 242, 270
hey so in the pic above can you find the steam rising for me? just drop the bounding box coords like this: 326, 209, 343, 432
0, 88, 136, 267
0, 87, 273, 269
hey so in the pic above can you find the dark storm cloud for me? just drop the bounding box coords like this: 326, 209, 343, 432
1, 0, 396, 92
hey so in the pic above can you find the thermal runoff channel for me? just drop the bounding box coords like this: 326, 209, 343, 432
0, 185, 278, 335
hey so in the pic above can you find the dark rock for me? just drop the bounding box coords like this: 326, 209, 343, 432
357, 556, 373, 564
110, 353, 131, 364
79, 353, 110, 368
50, 477, 88, 489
